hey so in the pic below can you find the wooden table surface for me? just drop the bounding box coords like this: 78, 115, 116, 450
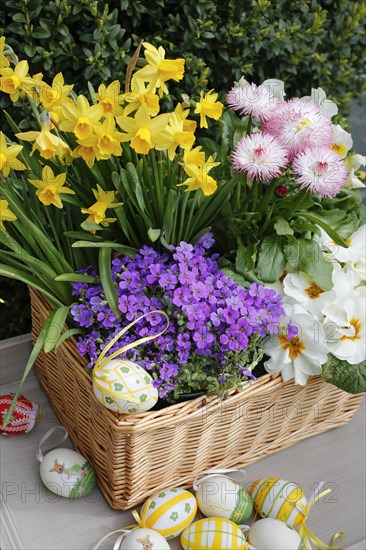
1, 335, 365, 550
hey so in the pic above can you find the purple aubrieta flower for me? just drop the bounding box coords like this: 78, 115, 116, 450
71, 232, 284, 397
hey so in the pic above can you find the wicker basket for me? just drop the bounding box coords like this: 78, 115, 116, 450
29, 287, 364, 510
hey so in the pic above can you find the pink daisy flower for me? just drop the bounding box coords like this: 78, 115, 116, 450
292, 148, 348, 197
232, 132, 288, 181
263, 98, 333, 159
226, 83, 278, 121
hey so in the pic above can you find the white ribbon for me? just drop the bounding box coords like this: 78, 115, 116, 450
92, 529, 130, 550
36, 426, 69, 462
193, 467, 247, 490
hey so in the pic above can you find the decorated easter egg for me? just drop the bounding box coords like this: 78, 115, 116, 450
93, 359, 158, 414
0, 394, 38, 435
196, 475, 253, 523
249, 477, 307, 527
248, 518, 305, 550
181, 518, 247, 550
40, 448, 96, 498
141, 488, 197, 540
120, 528, 171, 549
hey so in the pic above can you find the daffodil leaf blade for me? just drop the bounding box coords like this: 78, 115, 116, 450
98, 247, 120, 318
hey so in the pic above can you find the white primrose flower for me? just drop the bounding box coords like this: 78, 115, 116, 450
322, 295, 366, 365
303, 87, 338, 119
283, 272, 335, 320
344, 153, 366, 189
263, 304, 329, 385
330, 124, 353, 158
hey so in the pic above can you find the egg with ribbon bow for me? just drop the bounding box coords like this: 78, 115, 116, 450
195, 474, 253, 523
248, 518, 305, 550
181, 518, 248, 550
249, 477, 307, 527
137, 488, 197, 540
93, 359, 158, 414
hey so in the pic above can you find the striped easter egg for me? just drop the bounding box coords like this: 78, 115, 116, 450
181, 518, 247, 550
141, 488, 197, 540
195, 475, 253, 523
249, 477, 307, 527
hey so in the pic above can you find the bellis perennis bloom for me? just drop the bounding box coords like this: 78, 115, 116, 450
232, 132, 288, 181
292, 147, 348, 197
264, 98, 333, 159
227, 82, 278, 121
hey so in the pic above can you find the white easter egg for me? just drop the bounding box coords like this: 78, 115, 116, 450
39, 448, 96, 498
141, 488, 197, 540
196, 475, 253, 523
120, 528, 171, 549
248, 518, 304, 550
181, 518, 247, 550
93, 359, 158, 414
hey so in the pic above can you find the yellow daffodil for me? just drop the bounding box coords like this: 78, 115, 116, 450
0, 199, 17, 230
0, 36, 10, 69
72, 144, 98, 167
95, 81, 124, 117
133, 42, 185, 95
117, 107, 170, 155
123, 77, 160, 116
173, 103, 197, 132
179, 155, 220, 196
0, 60, 35, 102
182, 146, 205, 166
16, 125, 70, 160
0, 132, 26, 177
78, 115, 124, 161
194, 89, 224, 128
81, 184, 123, 227
39, 73, 74, 112
60, 95, 103, 139
155, 111, 195, 160
28, 166, 75, 208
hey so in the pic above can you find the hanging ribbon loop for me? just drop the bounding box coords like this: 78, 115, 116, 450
36, 426, 69, 462
193, 468, 247, 491
94, 310, 169, 373
92, 529, 130, 550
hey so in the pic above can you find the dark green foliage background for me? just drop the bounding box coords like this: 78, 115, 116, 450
1, 0, 366, 339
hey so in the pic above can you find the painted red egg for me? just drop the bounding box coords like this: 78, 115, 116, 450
0, 394, 39, 435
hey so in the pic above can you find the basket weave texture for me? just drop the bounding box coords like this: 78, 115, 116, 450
29, 287, 364, 510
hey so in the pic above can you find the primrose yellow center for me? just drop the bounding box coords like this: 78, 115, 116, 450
279, 335, 306, 359
1, 75, 20, 93
0, 152, 7, 170
304, 282, 324, 299
131, 127, 152, 154
331, 143, 348, 156
139, 93, 159, 112
157, 58, 184, 82
296, 118, 311, 132
340, 318, 361, 341
74, 117, 92, 139
39, 185, 58, 206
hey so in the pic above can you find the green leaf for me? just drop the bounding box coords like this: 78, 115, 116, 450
80, 221, 104, 232
257, 235, 286, 283
55, 328, 83, 348
44, 305, 70, 353
54, 273, 99, 283
63, 231, 104, 242
284, 239, 333, 290
321, 355, 366, 394
235, 242, 261, 283
298, 212, 348, 247
0, 264, 63, 307
72, 241, 136, 255
148, 228, 161, 242
274, 217, 294, 236
221, 268, 249, 288
99, 248, 120, 318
